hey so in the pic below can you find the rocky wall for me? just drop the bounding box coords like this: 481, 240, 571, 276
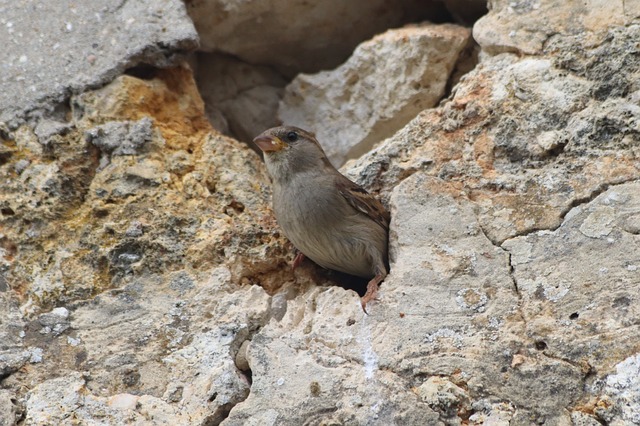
1, 0, 639, 425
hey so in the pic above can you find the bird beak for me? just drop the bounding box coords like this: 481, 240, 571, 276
253, 135, 285, 152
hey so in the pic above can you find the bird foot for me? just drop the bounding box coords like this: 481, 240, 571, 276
360, 273, 384, 314
292, 252, 306, 270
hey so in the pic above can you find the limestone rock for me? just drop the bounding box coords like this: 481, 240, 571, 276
186, 0, 448, 75
601, 354, 640, 425
225, 172, 603, 424
0, 292, 27, 381
1, 65, 295, 422
0, 0, 198, 126
502, 182, 640, 390
345, 24, 640, 243
195, 53, 286, 142
473, 0, 639, 55
417, 376, 471, 420
18, 279, 274, 426
279, 23, 471, 166
1, 0, 639, 424
24, 373, 181, 425
0, 390, 18, 426
225, 287, 442, 425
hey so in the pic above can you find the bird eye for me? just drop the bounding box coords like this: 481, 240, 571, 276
285, 131, 298, 142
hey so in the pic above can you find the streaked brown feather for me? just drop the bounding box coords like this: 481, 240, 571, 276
335, 175, 389, 232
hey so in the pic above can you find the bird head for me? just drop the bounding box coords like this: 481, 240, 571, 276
253, 126, 332, 179
253, 126, 317, 152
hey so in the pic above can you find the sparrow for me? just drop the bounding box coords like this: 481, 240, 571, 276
253, 126, 389, 312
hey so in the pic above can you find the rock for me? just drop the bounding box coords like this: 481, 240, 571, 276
600, 353, 640, 425
24, 372, 180, 425
1, 0, 639, 424
226, 287, 442, 425
37, 307, 70, 336
416, 376, 471, 420
28, 347, 44, 363
570, 411, 604, 426
0, 390, 18, 426
345, 24, 640, 243
19, 274, 276, 425
159, 285, 273, 425
195, 53, 286, 142
2, 65, 291, 311
468, 401, 515, 425
0, 292, 25, 349
473, 0, 638, 55
108, 393, 139, 410
0, 293, 28, 380
0, 350, 30, 378
502, 182, 640, 377
1, 63, 297, 424
85, 118, 155, 169
381, 173, 587, 422
279, 23, 471, 166
234, 340, 251, 372
0, 0, 198, 126
33, 120, 73, 148
187, 0, 448, 75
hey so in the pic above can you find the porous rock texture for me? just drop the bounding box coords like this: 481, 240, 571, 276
0, 0, 198, 127
1, 1, 640, 426
279, 23, 472, 167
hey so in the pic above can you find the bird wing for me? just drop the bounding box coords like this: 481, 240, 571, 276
335, 174, 390, 231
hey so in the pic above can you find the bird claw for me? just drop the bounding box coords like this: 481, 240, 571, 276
360, 275, 382, 314
360, 295, 377, 314
361, 293, 377, 314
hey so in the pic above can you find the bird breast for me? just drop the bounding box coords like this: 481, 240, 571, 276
272, 173, 385, 278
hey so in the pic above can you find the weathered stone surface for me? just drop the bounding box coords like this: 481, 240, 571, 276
1, 66, 291, 308
0, 66, 296, 423
1, 0, 639, 425
186, 0, 448, 75
346, 24, 640, 244
0, 390, 18, 426
0, 0, 198, 126
501, 182, 640, 425
24, 372, 179, 425
17, 270, 280, 426
279, 23, 471, 166
473, 0, 640, 55
19, 281, 273, 426
227, 172, 635, 424
503, 182, 640, 374
225, 288, 443, 426
601, 353, 640, 425
195, 53, 286, 142
0, 291, 27, 386
379, 174, 584, 424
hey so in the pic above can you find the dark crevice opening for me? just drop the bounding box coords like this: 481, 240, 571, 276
123, 64, 160, 80
202, 402, 235, 426
191, 2, 488, 145
535, 341, 548, 351
326, 271, 370, 298
239, 368, 253, 387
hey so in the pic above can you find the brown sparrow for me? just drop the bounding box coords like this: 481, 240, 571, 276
253, 126, 389, 312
